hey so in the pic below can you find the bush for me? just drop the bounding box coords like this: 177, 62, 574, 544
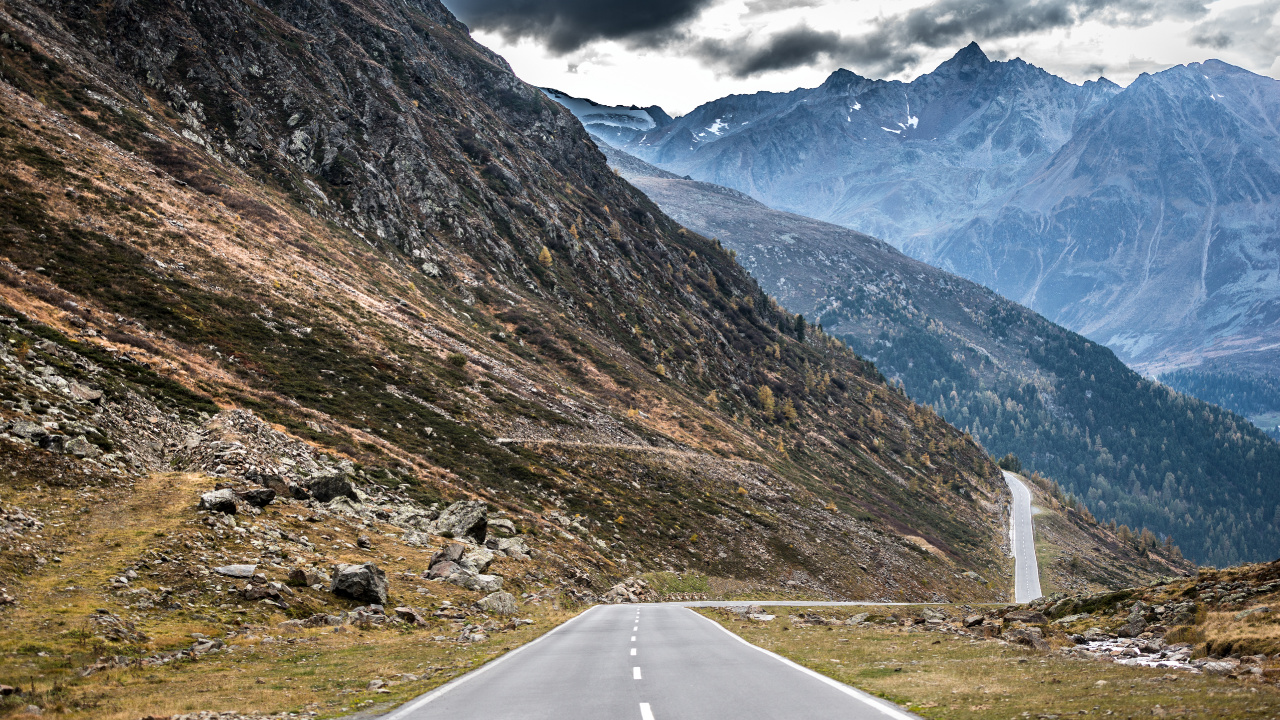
997, 453, 1022, 473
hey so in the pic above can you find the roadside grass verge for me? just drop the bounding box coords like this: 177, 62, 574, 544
696, 607, 1280, 719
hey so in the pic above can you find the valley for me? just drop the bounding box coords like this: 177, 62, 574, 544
586, 137, 1280, 568
0, 0, 1272, 717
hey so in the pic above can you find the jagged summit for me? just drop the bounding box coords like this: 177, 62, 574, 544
928, 41, 992, 76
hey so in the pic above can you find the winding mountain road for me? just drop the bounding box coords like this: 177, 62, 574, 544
380, 603, 918, 720
1002, 470, 1043, 603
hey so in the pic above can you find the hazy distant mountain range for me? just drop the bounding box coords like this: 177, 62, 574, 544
562, 44, 1280, 411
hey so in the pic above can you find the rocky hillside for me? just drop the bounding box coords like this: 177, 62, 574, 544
597, 45, 1280, 420
0, 0, 1039, 625
588, 139, 1276, 568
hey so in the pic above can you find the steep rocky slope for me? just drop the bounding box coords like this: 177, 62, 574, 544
597, 46, 1280, 416
587, 139, 1275, 568
0, 0, 1028, 619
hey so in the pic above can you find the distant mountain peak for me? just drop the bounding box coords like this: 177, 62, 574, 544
949, 41, 990, 65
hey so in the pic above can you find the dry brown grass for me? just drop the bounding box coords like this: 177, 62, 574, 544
698, 607, 1280, 719
0, 470, 579, 719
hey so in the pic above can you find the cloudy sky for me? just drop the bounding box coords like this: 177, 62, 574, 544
440, 0, 1280, 115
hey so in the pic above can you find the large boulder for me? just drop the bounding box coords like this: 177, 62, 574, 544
429, 543, 466, 567
432, 500, 488, 543
1004, 609, 1048, 625
236, 487, 276, 507
487, 517, 518, 537
426, 560, 460, 580
1003, 626, 1050, 651
64, 436, 101, 459
198, 489, 239, 514
7, 421, 47, 440
461, 547, 495, 574
476, 591, 518, 616
330, 563, 388, 604
289, 566, 329, 587
308, 471, 358, 502
486, 536, 531, 560
447, 570, 502, 593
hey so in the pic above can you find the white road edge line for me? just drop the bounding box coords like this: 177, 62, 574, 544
633, 666, 642, 679
378, 605, 602, 720
639, 702, 655, 720
689, 609, 920, 720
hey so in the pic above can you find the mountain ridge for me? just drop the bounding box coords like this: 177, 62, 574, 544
595, 46, 1280, 417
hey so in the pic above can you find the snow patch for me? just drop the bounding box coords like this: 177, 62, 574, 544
706, 118, 729, 135
850, 102, 862, 111
881, 127, 901, 134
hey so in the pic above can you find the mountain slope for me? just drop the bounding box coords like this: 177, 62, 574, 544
923, 60, 1280, 381
0, 0, 1046, 613
598, 46, 1280, 411
589, 138, 1278, 567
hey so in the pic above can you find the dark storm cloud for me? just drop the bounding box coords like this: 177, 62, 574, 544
695, 27, 911, 77
443, 0, 714, 53
694, 0, 1211, 78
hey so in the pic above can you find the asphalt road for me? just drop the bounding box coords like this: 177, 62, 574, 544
380, 603, 919, 720
1002, 470, 1043, 603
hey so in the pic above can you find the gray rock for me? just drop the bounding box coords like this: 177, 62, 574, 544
432, 500, 489, 543
476, 591, 518, 616
487, 518, 518, 537
63, 435, 100, 459
394, 606, 427, 625
426, 560, 460, 580
199, 489, 239, 514
214, 564, 257, 578
331, 563, 387, 604
1003, 626, 1050, 651
461, 547, 495, 573
1004, 609, 1048, 625
236, 487, 276, 507
288, 567, 329, 587
430, 543, 466, 567
308, 472, 357, 502
490, 536, 531, 560
8, 421, 46, 440
68, 382, 102, 403
1235, 606, 1271, 621
447, 570, 502, 593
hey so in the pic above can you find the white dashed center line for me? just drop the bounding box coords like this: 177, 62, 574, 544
633, 666, 642, 680
639, 702, 655, 720
631, 635, 636, 641
631, 647, 637, 656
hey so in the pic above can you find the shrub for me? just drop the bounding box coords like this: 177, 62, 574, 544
997, 453, 1022, 473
